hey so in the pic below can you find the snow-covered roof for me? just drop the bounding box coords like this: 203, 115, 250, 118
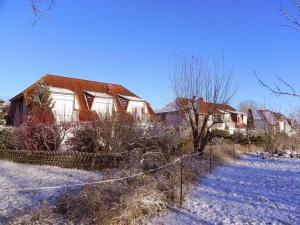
254, 110, 277, 125
156, 100, 180, 113
253, 111, 263, 120
225, 109, 247, 115
49, 87, 74, 94
84, 91, 112, 98
118, 95, 144, 101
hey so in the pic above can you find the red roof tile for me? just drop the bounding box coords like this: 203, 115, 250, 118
198, 99, 236, 114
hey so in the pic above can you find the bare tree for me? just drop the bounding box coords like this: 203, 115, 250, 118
281, 0, 300, 32
171, 56, 236, 155
29, 0, 56, 25
239, 100, 258, 113
290, 108, 300, 123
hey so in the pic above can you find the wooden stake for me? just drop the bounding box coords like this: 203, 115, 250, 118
209, 146, 212, 174
233, 143, 236, 161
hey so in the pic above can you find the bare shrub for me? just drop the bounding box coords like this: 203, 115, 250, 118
208, 144, 235, 163
66, 123, 94, 153
0, 128, 15, 150
13, 120, 69, 151
67, 113, 141, 154
52, 173, 170, 225
113, 184, 168, 225
9, 202, 62, 225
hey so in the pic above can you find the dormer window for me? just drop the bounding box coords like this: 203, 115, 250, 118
84, 91, 114, 115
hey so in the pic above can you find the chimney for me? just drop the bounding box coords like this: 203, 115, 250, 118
199, 97, 205, 102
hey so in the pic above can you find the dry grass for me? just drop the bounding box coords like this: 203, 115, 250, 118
9, 202, 63, 225
9, 143, 236, 225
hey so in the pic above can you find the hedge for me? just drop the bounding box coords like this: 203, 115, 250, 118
0, 149, 123, 170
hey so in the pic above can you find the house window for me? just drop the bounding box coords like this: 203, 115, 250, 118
130, 106, 144, 116
92, 98, 113, 115
213, 115, 223, 123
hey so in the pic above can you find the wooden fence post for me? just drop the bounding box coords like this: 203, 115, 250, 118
233, 143, 236, 161
209, 145, 213, 174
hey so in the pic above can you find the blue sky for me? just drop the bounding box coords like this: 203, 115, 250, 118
0, 0, 299, 113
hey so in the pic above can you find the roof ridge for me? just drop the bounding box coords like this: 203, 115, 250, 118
43, 74, 124, 87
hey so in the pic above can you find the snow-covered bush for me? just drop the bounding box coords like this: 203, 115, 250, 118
0, 128, 15, 150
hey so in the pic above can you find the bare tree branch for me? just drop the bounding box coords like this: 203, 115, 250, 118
281, 0, 300, 31
30, 0, 56, 26
255, 71, 300, 98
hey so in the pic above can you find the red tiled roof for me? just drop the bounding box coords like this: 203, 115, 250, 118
198, 99, 236, 114
13, 74, 155, 121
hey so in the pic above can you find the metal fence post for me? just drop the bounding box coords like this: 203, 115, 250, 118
179, 149, 183, 207
179, 155, 183, 207
209, 145, 212, 174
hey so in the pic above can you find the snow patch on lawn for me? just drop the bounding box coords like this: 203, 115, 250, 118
150, 155, 300, 225
0, 160, 103, 224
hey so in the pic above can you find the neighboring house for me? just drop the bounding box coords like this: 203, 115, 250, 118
0, 98, 7, 125
156, 98, 247, 134
7, 74, 155, 126
252, 109, 296, 136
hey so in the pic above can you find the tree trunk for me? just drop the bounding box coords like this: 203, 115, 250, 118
193, 135, 200, 153
199, 130, 211, 156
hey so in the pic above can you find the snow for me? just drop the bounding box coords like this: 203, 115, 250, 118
150, 155, 300, 225
0, 160, 103, 224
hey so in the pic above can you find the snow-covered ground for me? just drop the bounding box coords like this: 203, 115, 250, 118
0, 160, 103, 224
150, 155, 300, 225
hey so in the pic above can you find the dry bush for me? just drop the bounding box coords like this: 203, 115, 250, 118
67, 114, 141, 154
13, 120, 69, 151
233, 143, 264, 154
209, 144, 235, 163
113, 184, 168, 225
55, 182, 128, 224
66, 123, 94, 153
0, 128, 15, 150
50, 172, 172, 225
